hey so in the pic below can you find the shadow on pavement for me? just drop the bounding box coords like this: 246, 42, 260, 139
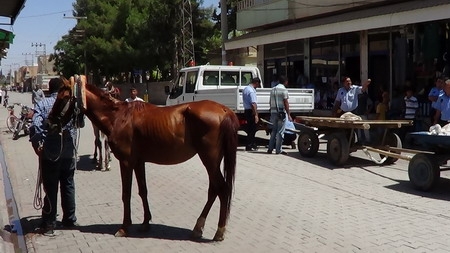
384, 177, 450, 201
20, 215, 212, 242
76, 154, 96, 171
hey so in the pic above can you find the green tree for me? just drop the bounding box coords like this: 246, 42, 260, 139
51, 0, 220, 82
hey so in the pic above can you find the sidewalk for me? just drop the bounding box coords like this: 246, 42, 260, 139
3, 91, 450, 252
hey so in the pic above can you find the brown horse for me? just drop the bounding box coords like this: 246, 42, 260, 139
47, 75, 239, 241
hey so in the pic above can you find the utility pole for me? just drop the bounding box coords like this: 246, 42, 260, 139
22, 52, 33, 67
31, 43, 47, 74
64, 15, 88, 77
220, 0, 228, 65
180, 0, 195, 67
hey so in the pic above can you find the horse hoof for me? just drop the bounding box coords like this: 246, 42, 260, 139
191, 217, 205, 239
190, 229, 203, 239
212, 227, 226, 241
114, 229, 127, 237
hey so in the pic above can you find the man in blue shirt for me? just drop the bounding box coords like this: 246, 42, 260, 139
332, 77, 371, 117
30, 78, 78, 236
428, 77, 444, 122
242, 77, 260, 151
433, 79, 450, 126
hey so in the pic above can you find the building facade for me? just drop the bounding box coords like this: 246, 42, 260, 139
225, 0, 450, 112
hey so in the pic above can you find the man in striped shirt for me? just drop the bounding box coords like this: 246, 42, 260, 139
402, 87, 419, 139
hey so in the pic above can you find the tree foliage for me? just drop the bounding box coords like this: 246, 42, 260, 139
51, 0, 219, 83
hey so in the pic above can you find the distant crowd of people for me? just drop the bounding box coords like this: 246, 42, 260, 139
243, 73, 450, 153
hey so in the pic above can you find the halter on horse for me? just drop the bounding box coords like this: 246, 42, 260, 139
48, 75, 239, 241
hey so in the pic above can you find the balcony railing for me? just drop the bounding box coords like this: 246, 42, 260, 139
237, 0, 276, 11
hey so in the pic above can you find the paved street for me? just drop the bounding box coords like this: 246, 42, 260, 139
1, 91, 450, 252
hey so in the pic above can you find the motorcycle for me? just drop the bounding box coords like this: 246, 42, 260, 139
12, 104, 33, 140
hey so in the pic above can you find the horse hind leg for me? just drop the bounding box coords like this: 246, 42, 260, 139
192, 170, 227, 241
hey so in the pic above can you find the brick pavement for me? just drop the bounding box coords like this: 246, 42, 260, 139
1, 91, 450, 252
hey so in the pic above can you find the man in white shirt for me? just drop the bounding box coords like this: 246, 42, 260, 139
125, 87, 144, 102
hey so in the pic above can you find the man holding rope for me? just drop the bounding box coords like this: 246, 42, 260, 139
29, 78, 78, 236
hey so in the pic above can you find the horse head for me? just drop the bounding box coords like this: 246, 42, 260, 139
47, 75, 86, 133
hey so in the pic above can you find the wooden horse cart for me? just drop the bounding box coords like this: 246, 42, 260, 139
263, 116, 450, 191
293, 116, 413, 166
404, 132, 450, 191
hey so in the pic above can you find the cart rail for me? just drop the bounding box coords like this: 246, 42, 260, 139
296, 116, 412, 129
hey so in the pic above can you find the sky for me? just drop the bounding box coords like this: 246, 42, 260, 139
0, 0, 219, 74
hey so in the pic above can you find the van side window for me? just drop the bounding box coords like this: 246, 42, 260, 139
241, 72, 253, 85
221, 72, 237, 86
185, 71, 198, 93
204, 71, 219, 86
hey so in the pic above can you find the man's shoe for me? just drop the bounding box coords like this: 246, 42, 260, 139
35, 226, 56, 237
245, 146, 258, 151
267, 150, 273, 154
276, 150, 288, 155
43, 229, 56, 237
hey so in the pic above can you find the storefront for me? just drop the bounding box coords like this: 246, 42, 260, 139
226, 1, 450, 115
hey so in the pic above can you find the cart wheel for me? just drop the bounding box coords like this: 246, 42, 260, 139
380, 132, 402, 165
297, 130, 319, 157
327, 133, 349, 166
408, 154, 440, 191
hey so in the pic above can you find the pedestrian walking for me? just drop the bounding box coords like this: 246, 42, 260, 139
267, 75, 291, 155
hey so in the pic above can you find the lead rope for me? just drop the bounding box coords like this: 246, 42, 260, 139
33, 161, 43, 210
33, 157, 52, 214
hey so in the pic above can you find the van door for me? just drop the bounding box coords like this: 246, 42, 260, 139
167, 71, 186, 105
184, 70, 198, 102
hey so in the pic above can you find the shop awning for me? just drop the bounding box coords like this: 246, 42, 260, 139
0, 29, 14, 44
0, 0, 26, 25
225, 0, 450, 50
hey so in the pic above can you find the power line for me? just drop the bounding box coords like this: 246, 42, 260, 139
16, 10, 73, 19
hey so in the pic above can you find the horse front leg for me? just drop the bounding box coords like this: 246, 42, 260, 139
115, 162, 133, 237
133, 162, 152, 232
93, 138, 100, 166
104, 138, 111, 171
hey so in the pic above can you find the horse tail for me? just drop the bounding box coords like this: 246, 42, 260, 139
220, 111, 239, 219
